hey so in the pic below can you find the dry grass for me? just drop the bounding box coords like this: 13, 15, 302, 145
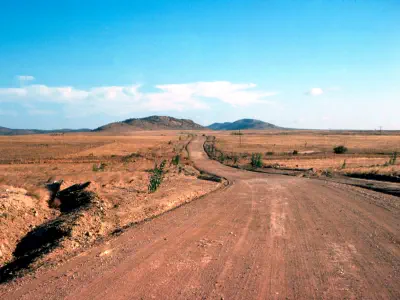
0, 131, 185, 162
211, 130, 400, 175
262, 156, 387, 170
213, 130, 400, 154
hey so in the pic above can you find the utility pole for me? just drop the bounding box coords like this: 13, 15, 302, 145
379, 126, 383, 135
239, 129, 242, 148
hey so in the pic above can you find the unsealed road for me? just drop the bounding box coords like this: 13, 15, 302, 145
1, 137, 399, 299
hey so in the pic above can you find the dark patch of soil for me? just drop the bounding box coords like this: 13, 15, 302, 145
345, 173, 400, 183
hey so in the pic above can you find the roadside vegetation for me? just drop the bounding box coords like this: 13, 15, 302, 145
251, 153, 263, 168
148, 160, 166, 193
172, 154, 180, 166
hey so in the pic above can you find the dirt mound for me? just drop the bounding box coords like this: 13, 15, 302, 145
0, 195, 106, 283
47, 181, 94, 212
0, 186, 56, 266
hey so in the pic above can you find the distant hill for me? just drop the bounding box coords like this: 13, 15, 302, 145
93, 116, 204, 132
0, 116, 202, 135
1, 117, 281, 135
207, 119, 282, 130
0, 126, 90, 136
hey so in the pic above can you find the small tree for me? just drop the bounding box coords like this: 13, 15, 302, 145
333, 145, 348, 154
251, 153, 263, 168
293, 150, 298, 155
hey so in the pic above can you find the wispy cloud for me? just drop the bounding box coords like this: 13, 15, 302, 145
306, 88, 324, 96
0, 81, 278, 116
306, 86, 341, 96
16, 75, 35, 82
155, 82, 278, 107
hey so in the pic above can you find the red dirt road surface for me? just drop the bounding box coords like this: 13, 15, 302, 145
1, 136, 399, 299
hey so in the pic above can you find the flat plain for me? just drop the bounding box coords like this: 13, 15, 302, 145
211, 130, 400, 175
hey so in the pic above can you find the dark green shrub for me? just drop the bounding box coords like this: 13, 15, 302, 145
293, 150, 298, 155
266, 151, 274, 156
204, 143, 216, 159
333, 145, 348, 154
251, 153, 263, 168
172, 154, 180, 166
148, 160, 166, 193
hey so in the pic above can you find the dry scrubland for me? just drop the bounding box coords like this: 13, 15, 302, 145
0, 131, 221, 271
1, 129, 399, 281
211, 130, 400, 176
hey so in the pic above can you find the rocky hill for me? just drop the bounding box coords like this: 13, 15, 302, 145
207, 119, 282, 130
93, 116, 204, 132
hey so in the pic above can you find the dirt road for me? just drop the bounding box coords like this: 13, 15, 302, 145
1, 136, 399, 299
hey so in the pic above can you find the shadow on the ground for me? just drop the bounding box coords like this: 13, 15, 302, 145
0, 182, 94, 284
0, 216, 73, 283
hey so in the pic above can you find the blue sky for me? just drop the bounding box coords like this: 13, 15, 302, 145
0, 0, 399, 130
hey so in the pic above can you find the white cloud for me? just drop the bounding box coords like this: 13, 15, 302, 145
0, 88, 27, 97
158, 81, 277, 106
0, 81, 278, 116
16, 75, 35, 82
306, 88, 324, 96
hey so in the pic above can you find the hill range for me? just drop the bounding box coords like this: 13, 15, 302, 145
0, 116, 282, 135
